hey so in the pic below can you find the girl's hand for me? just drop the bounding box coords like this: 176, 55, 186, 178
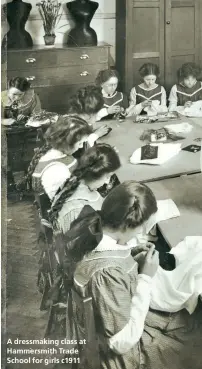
142, 100, 152, 108
184, 101, 192, 108
140, 244, 159, 278
96, 125, 110, 138
17, 114, 26, 121
107, 105, 121, 115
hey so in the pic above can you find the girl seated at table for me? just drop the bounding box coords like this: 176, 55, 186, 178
95, 69, 128, 121
1, 77, 41, 120
169, 62, 202, 115
72, 180, 202, 369
48, 143, 120, 233
19, 115, 92, 196
126, 63, 167, 116
66, 85, 110, 141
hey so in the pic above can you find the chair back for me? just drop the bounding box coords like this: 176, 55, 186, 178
71, 288, 101, 369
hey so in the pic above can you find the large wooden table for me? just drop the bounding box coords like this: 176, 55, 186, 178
147, 173, 202, 248
97, 117, 202, 183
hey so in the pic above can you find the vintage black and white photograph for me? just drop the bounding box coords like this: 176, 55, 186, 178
1, 0, 202, 368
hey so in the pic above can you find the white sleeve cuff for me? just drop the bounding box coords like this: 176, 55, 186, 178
87, 133, 97, 147
96, 108, 108, 121
108, 274, 152, 354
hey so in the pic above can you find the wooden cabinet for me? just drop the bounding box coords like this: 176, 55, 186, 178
5, 43, 110, 113
116, 0, 202, 92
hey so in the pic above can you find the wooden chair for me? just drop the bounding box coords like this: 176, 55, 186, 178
34, 192, 55, 311
70, 288, 101, 369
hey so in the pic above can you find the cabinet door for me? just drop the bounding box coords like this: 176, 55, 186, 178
129, 0, 165, 91
165, 0, 201, 89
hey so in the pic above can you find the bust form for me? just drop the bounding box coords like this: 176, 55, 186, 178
2, 0, 33, 50
66, 0, 99, 46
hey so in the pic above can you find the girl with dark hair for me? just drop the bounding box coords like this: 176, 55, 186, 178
127, 63, 167, 116
95, 69, 128, 120
19, 115, 93, 196
49, 143, 121, 233
1, 77, 41, 120
66, 85, 109, 139
169, 62, 202, 112
72, 180, 202, 369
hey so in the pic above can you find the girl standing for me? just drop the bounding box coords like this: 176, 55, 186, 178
127, 63, 167, 116
95, 69, 128, 121
169, 62, 202, 111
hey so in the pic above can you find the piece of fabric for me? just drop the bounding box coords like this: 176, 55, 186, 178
151, 236, 202, 313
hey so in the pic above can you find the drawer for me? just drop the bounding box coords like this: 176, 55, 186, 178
7, 47, 109, 71
7, 64, 108, 87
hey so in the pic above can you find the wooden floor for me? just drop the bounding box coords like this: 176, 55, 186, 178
4, 197, 71, 369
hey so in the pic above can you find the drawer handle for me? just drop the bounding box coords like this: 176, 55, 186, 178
80, 54, 89, 60
26, 58, 36, 63
80, 71, 89, 77
26, 76, 36, 81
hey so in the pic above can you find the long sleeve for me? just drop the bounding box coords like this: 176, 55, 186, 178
87, 133, 98, 147
90, 268, 152, 354
169, 85, 178, 112
41, 162, 71, 200
32, 93, 42, 114
161, 86, 167, 107
96, 108, 108, 121
126, 87, 144, 116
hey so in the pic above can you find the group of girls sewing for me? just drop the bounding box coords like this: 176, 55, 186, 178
95, 61, 202, 118
10, 61, 202, 369
3, 61, 202, 122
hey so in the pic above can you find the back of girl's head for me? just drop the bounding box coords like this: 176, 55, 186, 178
73, 143, 121, 182
65, 205, 103, 261
49, 144, 121, 223
95, 69, 120, 86
44, 115, 92, 152
66, 85, 104, 115
100, 180, 157, 230
8, 77, 30, 92
177, 62, 201, 81
139, 63, 160, 78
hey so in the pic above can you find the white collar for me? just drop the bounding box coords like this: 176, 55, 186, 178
94, 234, 133, 252
139, 83, 159, 91
39, 149, 67, 162
102, 89, 118, 98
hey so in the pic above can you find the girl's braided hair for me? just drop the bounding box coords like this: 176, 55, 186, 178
49, 143, 121, 223
17, 115, 92, 192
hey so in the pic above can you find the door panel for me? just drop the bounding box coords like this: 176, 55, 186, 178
128, 0, 165, 91
165, 0, 201, 89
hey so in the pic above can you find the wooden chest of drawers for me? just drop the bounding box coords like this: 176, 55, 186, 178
5, 43, 110, 113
